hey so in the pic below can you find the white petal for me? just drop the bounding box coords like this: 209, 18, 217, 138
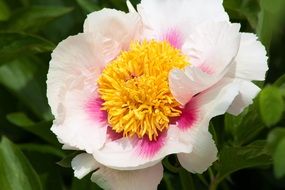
170, 22, 241, 105
227, 79, 261, 115
182, 21, 241, 75
176, 77, 240, 130
194, 78, 240, 120
177, 127, 217, 173
137, 0, 229, 39
47, 33, 115, 152
169, 66, 222, 105
227, 33, 268, 81
47, 33, 120, 116
71, 153, 163, 190
84, 8, 142, 49
72, 153, 99, 179
51, 89, 108, 153
91, 162, 163, 190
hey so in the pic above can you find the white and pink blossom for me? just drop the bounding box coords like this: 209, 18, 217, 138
47, 0, 268, 189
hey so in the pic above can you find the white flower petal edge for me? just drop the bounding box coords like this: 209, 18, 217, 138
84, 8, 142, 49
170, 21, 241, 105
177, 126, 217, 173
227, 33, 268, 81
227, 79, 260, 115
137, 0, 229, 40
225, 33, 268, 114
47, 33, 120, 152
72, 153, 163, 190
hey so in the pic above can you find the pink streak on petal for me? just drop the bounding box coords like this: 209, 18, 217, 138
85, 97, 107, 124
163, 29, 183, 49
199, 64, 214, 75
177, 98, 199, 130
136, 132, 166, 158
107, 127, 123, 141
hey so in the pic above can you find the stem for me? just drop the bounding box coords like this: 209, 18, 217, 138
179, 168, 195, 190
209, 178, 218, 190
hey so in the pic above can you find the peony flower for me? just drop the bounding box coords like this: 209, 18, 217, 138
47, 0, 268, 189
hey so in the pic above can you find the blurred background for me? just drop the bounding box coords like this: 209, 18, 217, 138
0, 0, 285, 189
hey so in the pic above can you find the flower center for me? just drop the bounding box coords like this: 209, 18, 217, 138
98, 40, 188, 141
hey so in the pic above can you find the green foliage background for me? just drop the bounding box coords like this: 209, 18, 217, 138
0, 0, 285, 189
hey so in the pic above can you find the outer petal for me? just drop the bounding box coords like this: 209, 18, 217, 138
84, 8, 142, 49
176, 78, 240, 173
227, 33, 268, 81
47, 33, 120, 116
177, 126, 217, 173
72, 153, 163, 190
182, 21, 241, 75
137, 0, 229, 40
227, 79, 261, 115
47, 33, 118, 152
170, 22, 241, 105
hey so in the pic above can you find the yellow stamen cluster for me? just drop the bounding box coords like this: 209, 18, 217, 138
98, 40, 188, 141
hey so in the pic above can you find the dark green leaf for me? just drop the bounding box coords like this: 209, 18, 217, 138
0, 32, 54, 63
267, 128, 285, 154
71, 176, 102, 190
225, 101, 266, 145
6, 112, 57, 146
0, 58, 53, 120
5, 6, 73, 32
273, 138, 285, 178
179, 168, 196, 190
274, 74, 285, 97
257, 0, 285, 49
0, 137, 43, 190
0, 0, 11, 21
76, 0, 101, 13
57, 151, 81, 168
259, 86, 284, 127
216, 141, 272, 183
19, 143, 65, 158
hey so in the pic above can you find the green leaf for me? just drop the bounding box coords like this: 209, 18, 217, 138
6, 112, 57, 146
0, 0, 11, 21
5, 6, 73, 32
267, 128, 285, 154
0, 137, 43, 190
223, 0, 259, 29
257, 0, 285, 49
76, 0, 101, 13
216, 141, 272, 184
0, 58, 52, 120
259, 86, 284, 127
225, 101, 266, 145
19, 143, 65, 158
71, 176, 102, 190
273, 138, 285, 179
179, 168, 196, 190
274, 74, 285, 97
57, 151, 81, 168
0, 32, 54, 63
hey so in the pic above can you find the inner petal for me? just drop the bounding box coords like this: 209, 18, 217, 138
98, 40, 189, 141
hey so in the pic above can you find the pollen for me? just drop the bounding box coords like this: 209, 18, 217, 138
98, 40, 189, 141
